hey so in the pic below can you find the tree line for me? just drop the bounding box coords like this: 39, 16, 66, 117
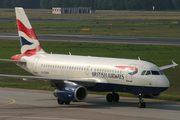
0, 0, 180, 10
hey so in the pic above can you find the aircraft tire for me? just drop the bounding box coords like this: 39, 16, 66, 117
65, 101, 70, 105
106, 94, 113, 102
138, 102, 146, 108
113, 93, 119, 102
57, 98, 64, 105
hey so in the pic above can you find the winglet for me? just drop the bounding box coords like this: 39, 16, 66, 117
172, 60, 177, 65
172, 60, 178, 68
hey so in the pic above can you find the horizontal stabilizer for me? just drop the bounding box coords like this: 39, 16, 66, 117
0, 59, 26, 63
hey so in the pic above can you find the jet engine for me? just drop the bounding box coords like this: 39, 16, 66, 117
143, 93, 161, 98
53, 85, 87, 102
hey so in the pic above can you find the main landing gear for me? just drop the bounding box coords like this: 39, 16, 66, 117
57, 98, 70, 105
106, 92, 119, 102
138, 93, 146, 108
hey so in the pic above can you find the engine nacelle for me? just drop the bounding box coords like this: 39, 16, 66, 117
53, 85, 87, 102
143, 93, 161, 98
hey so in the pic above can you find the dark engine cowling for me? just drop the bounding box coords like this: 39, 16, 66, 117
53, 85, 87, 102
143, 93, 161, 98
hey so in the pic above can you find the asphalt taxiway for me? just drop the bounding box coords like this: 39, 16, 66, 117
0, 87, 180, 120
1, 33, 180, 46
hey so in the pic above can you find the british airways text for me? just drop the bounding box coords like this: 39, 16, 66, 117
92, 72, 124, 79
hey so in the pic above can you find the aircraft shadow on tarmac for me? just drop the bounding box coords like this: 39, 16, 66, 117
31, 96, 180, 112
1, 96, 180, 113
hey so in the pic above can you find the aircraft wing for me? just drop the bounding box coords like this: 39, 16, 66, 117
0, 59, 26, 63
159, 61, 178, 70
0, 74, 100, 87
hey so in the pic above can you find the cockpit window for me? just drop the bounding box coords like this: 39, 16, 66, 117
145, 70, 151, 75
141, 70, 164, 76
151, 71, 160, 75
141, 70, 146, 75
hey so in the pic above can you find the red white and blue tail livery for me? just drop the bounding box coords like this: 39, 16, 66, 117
0, 7, 178, 108
15, 7, 45, 55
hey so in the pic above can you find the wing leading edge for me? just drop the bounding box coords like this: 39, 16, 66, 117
159, 60, 178, 70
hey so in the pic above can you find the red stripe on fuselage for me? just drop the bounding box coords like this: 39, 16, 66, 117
115, 66, 138, 71
17, 19, 37, 40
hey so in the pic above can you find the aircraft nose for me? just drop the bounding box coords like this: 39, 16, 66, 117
157, 76, 170, 88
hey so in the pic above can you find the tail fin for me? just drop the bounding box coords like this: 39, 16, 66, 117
15, 7, 45, 55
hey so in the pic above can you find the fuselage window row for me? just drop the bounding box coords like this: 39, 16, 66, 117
41, 64, 122, 74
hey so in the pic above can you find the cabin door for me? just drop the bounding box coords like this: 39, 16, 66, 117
33, 57, 40, 74
126, 65, 137, 82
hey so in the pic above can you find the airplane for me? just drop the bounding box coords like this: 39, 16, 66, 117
0, 7, 178, 108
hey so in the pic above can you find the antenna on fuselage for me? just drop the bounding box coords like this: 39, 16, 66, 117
138, 57, 140, 61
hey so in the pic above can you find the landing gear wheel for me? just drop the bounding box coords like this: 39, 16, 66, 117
106, 94, 113, 102
113, 93, 119, 102
57, 98, 64, 105
138, 102, 146, 108
65, 101, 70, 105
138, 93, 146, 108
106, 93, 119, 102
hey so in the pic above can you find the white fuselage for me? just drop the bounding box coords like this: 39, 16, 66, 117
17, 53, 169, 94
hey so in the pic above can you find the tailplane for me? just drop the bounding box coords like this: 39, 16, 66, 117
15, 7, 45, 55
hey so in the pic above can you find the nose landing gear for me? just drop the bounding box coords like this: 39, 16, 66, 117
138, 93, 146, 108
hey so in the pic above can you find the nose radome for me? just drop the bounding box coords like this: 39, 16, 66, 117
157, 76, 170, 88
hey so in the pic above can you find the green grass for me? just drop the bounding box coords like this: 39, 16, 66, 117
0, 40, 180, 101
1, 21, 180, 37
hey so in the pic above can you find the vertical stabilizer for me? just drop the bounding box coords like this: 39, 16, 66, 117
15, 7, 45, 55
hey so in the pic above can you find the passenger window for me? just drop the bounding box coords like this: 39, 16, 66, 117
146, 70, 151, 75
151, 71, 159, 75
141, 70, 146, 75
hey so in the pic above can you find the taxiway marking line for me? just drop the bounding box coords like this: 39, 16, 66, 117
0, 96, 15, 107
